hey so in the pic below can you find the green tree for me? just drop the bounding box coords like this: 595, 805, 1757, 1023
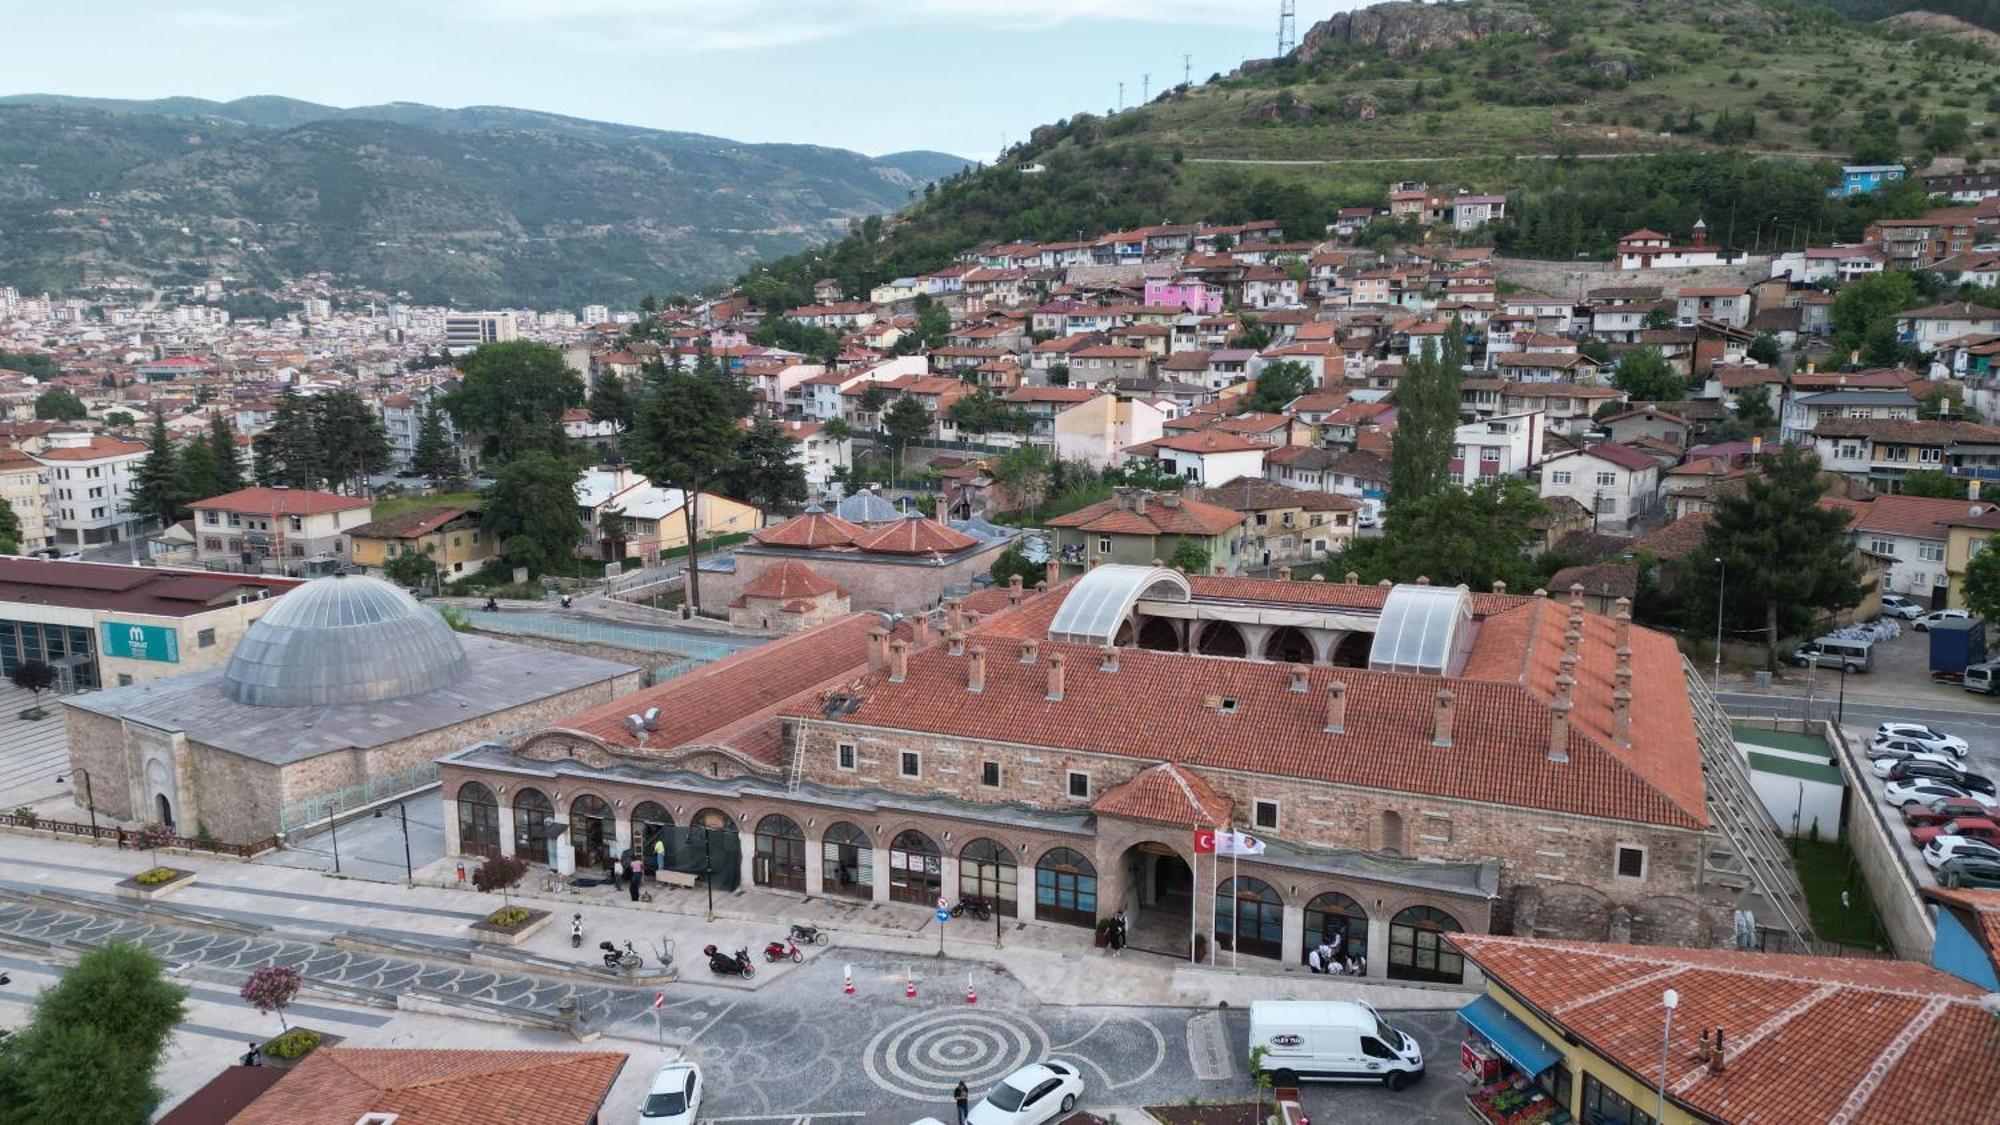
626, 354, 753, 613
722, 416, 810, 518
445, 341, 584, 465
479, 452, 582, 577
1747, 334, 1781, 365
990, 445, 1054, 515
33, 388, 86, 421
821, 417, 855, 443
882, 395, 933, 476
1686, 446, 1865, 670
411, 403, 458, 480
312, 389, 390, 494
0, 350, 58, 381
1330, 478, 1548, 592
1898, 469, 1965, 499
989, 546, 1042, 587
0, 942, 186, 1125
253, 390, 323, 489
1246, 360, 1313, 413
858, 383, 890, 417
129, 411, 184, 528
1387, 323, 1465, 510
1832, 271, 1917, 356
597, 505, 627, 552
105, 410, 135, 429
1735, 384, 1778, 430
1962, 542, 2000, 623
207, 413, 245, 493
0, 493, 19, 554
383, 549, 439, 589
1228, 314, 1273, 351
587, 372, 637, 433
1927, 111, 1970, 153
1168, 537, 1212, 574
173, 438, 223, 509
1918, 385, 1964, 420
1612, 348, 1684, 401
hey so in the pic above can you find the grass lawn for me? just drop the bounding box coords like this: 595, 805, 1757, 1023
368, 490, 482, 520
1791, 837, 1892, 952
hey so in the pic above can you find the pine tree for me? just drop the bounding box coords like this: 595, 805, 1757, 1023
411, 402, 458, 480
129, 411, 184, 528
174, 439, 222, 511
262, 391, 323, 489
626, 351, 751, 612
1387, 318, 1465, 510
313, 389, 390, 494
207, 413, 245, 493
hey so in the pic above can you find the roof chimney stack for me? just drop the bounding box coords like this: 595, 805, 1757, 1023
1007, 574, 1024, 606
967, 646, 986, 693
1568, 583, 1585, 612
1548, 696, 1572, 763
1288, 663, 1309, 693
889, 639, 909, 683
1046, 651, 1066, 701
1614, 597, 1632, 649
911, 614, 931, 648
868, 627, 889, 671
1020, 638, 1039, 664
1100, 644, 1119, 673
1493, 580, 1508, 595
1279, 565, 1292, 581
1709, 1028, 1726, 1075
1045, 557, 1060, 586
946, 597, 964, 634
1613, 686, 1633, 746
1432, 688, 1455, 748
1346, 571, 1359, 584
1325, 682, 1346, 733
948, 631, 966, 657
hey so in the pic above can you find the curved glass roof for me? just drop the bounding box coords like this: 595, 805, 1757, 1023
1047, 564, 1191, 646
1368, 584, 1473, 676
220, 573, 472, 707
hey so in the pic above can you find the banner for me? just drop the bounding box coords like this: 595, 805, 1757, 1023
1214, 829, 1267, 857
1193, 828, 1216, 854
100, 621, 181, 663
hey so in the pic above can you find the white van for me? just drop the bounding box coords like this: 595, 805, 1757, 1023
1248, 1000, 1425, 1089
1964, 662, 2000, 695
1791, 635, 1873, 673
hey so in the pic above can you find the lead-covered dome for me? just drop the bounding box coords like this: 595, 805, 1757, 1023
220, 573, 471, 707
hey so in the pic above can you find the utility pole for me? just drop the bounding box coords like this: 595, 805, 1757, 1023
1117, 82, 1124, 112
1142, 73, 1150, 105
1184, 54, 1192, 86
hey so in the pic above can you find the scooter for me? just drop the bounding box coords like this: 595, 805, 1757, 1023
703, 943, 756, 978
788, 922, 829, 946
600, 939, 644, 971
951, 897, 993, 921
762, 937, 802, 963
570, 913, 584, 949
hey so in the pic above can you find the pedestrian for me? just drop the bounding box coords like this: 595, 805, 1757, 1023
954, 1080, 970, 1125
628, 856, 644, 902
1110, 910, 1128, 956
1306, 946, 1324, 974
241, 1041, 262, 1067
114, 826, 127, 850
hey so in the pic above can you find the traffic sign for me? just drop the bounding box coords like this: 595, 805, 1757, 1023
937, 896, 949, 910
653, 991, 665, 1010
935, 908, 951, 923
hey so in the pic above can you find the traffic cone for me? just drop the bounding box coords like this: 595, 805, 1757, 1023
966, 981, 978, 1005
906, 978, 917, 1000
843, 970, 855, 996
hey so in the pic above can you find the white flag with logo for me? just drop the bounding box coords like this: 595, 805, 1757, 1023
1214, 829, 1267, 856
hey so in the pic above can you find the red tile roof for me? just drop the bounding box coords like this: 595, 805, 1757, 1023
1093, 763, 1234, 827
1820, 493, 1977, 541
1583, 442, 1660, 472
1450, 935, 2000, 1125
740, 560, 840, 600
752, 507, 867, 549
191, 487, 372, 516
228, 1048, 627, 1125
1048, 493, 1244, 537
347, 507, 473, 540
848, 515, 981, 555
32, 435, 149, 461
1632, 514, 1713, 560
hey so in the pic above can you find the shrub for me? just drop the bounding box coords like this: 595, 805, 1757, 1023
10, 804, 37, 820
133, 867, 182, 886
485, 906, 533, 928
262, 1028, 321, 1060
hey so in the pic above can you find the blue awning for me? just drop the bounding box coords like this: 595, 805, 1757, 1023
1459, 995, 1562, 1076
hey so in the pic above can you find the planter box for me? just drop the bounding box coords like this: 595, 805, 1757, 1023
115, 867, 197, 901
469, 907, 553, 946
257, 1028, 343, 1071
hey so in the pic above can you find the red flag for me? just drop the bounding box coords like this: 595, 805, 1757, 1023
1193, 828, 1216, 854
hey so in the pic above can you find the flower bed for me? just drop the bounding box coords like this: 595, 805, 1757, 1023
114, 866, 197, 901
257, 1028, 343, 1071
468, 905, 552, 946
1467, 1080, 1563, 1125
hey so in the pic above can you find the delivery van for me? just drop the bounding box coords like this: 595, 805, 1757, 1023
1248, 1000, 1425, 1089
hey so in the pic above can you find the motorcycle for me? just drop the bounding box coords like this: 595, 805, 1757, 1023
570, 913, 584, 949
600, 939, 644, 972
789, 922, 829, 946
703, 943, 756, 978
763, 937, 802, 963
950, 897, 993, 922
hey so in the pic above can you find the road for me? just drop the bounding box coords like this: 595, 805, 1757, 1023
1187, 149, 1827, 167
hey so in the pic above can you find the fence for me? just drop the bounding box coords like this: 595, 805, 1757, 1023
278, 762, 440, 834
0, 812, 279, 858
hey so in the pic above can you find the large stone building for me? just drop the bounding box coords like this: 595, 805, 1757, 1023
701, 505, 1013, 614
440, 566, 1808, 983
67, 574, 639, 841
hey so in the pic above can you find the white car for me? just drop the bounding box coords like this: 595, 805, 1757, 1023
1883, 778, 1994, 810
1914, 608, 1972, 632
1872, 751, 1960, 777
1874, 724, 1970, 758
966, 1062, 1083, 1125
1879, 594, 1925, 620
1923, 835, 2000, 870
640, 1058, 703, 1125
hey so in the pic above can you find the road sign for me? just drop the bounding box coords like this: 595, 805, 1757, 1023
935, 908, 951, 923
937, 896, 949, 910
653, 991, 665, 1010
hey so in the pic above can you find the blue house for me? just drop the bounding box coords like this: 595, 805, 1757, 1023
1831, 163, 1906, 198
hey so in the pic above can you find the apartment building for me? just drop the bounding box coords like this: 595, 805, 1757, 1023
31, 432, 149, 548
189, 487, 375, 577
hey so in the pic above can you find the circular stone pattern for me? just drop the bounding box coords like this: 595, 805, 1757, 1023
862, 1008, 1051, 1098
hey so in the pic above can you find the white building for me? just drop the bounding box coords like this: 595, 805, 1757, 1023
778, 420, 851, 491
1780, 388, 1917, 445
1129, 430, 1267, 485
443, 312, 518, 350
1450, 410, 1544, 487
32, 432, 149, 547
1895, 302, 2000, 355
1537, 443, 1663, 535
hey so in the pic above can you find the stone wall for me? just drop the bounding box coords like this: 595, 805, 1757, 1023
1494, 256, 1770, 301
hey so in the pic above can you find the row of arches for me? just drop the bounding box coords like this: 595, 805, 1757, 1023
1125, 617, 1373, 665
1216, 878, 1465, 984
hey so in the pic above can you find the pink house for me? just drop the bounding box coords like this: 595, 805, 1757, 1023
1144, 278, 1224, 315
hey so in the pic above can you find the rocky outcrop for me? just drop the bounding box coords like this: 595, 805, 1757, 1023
1299, 0, 1543, 60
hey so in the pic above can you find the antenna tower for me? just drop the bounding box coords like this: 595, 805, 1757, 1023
1277, 0, 1297, 57
1142, 73, 1150, 103
1183, 53, 1192, 86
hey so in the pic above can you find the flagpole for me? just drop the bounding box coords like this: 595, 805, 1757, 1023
1211, 823, 1222, 965
1188, 841, 1197, 963
1230, 824, 1239, 968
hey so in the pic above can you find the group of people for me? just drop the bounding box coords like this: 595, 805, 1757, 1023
1306, 933, 1366, 976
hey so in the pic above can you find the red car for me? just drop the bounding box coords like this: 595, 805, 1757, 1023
1911, 818, 2000, 848
1903, 797, 1992, 828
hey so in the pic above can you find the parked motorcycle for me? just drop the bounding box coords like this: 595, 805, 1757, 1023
600, 939, 644, 971
763, 937, 803, 963
703, 943, 756, 977
951, 897, 993, 921
788, 922, 828, 946
570, 913, 584, 949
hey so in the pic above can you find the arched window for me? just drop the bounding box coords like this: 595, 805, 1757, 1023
1215, 876, 1283, 959
1035, 847, 1097, 928
1304, 892, 1369, 969
822, 821, 872, 899
685, 808, 737, 877
958, 838, 1018, 917
1136, 616, 1181, 652
1389, 905, 1465, 984
567, 794, 614, 872
888, 829, 941, 905
1331, 631, 1371, 668
693, 807, 737, 834
1196, 621, 1248, 658
512, 788, 554, 865
1264, 625, 1315, 664
456, 781, 500, 860
755, 814, 807, 892
632, 802, 672, 870
1380, 810, 1405, 855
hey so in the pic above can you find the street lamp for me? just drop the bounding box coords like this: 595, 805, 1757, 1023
55, 770, 96, 839
1713, 557, 1726, 688
1657, 987, 1680, 1123
374, 803, 413, 885
326, 801, 342, 875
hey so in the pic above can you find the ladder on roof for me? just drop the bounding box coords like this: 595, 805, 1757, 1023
1681, 657, 1817, 949
786, 722, 808, 794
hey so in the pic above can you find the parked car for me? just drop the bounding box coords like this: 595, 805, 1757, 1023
1922, 835, 2000, 870
1911, 817, 2000, 848
1873, 723, 1970, 758
1882, 779, 1985, 808
1789, 636, 1873, 672
1902, 796, 1994, 827
1879, 594, 1925, 620
640, 1059, 703, 1125
966, 1062, 1083, 1125
1886, 760, 1996, 796
1938, 854, 2000, 888
1914, 608, 1973, 632
1871, 750, 1960, 776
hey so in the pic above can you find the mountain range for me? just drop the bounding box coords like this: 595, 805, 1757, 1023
0, 95, 970, 308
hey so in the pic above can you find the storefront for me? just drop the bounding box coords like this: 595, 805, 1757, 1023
1457, 995, 1570, 1125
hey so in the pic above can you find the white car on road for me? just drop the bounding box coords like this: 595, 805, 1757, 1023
1883, 778, 1995, 810
1913, 608, 1973, 631
1873, 724, 1970, 758
640, 1058, 703, 1125
1923, 835, 2000, 870
966, 1062, 1084, 1125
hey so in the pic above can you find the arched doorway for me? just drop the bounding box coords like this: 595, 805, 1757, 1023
688, 808, 737, 879
1034, 847, 1097, 927
822, 821, 872, 899
1196, 621, 1248, 657
1264, 625, 1314, 664
958, 838, 1017, 917
888, 829, 941, 905
456, 782, 500, 859
1380, 810, 1405, 855
632, 801, 672, 870
1136, 616, 1181, 652
1215, 876, 1283, 959
512, 788, 554, 865
1304, 892, 1369, 969
156, 794, 175, 829
568, 794, 614, 872
1331, 631, 1371, 668
755, 814, 807, 891
1388, 905, 1465, 984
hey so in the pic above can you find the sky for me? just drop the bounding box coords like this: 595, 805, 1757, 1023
2, 0, 1332, 159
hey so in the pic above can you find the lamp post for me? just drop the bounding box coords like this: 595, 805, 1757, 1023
1713, 556, 1726, 688
326, 801, 342, 875
1657, 987, 1680, 1123
701, 824, 716, 920
55, 770, 96, 840
374, 803, 413, 885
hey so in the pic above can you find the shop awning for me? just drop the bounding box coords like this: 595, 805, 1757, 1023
1459, 995, 1561, 1076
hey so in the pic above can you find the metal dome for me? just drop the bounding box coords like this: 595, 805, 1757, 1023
219, 573, 471, 707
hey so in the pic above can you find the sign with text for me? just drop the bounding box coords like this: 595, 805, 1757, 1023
100, 622, 181, 663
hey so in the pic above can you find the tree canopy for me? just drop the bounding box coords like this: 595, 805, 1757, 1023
0, 942, 187, 1124
1611, 347, 1684, 402
411, 403, 458, 480
1963, 543, 2000, 624
479, 452, 582, 577
721, 416, 810, 517
1245, 360, 1313, 413
444, 341, 584, 465
626, 352, 754, 611
1388, 323, 1465, 509
129, 411, 182, 527
33, 387, 86, 421
1328, 477, 1549, 592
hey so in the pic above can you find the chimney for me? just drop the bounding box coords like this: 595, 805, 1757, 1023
1533, 587, 1547, 598
1279, 565, 1292, 580
1020, 638, 1039, 664
1493, 579, 1508, 595
946, 597, 964, 633
967, 646, 986, 693
1613, 686, 1633, 746
1311, 573, 1325, 582
1100, 644, 1119, 673
1288, 663, 1309, 693
948, 631, 966, 657
1568, 583, 1585, 612
912, 614, 931, 648
1709, 1028, 1726, 1075
1614, 597, 1632, 649
1547, 696, 1572, 763
1007, 574, 1024, 605
1161, 493, 1180, 508
868, 627, 889, 671
1133, 491, 1148, 515
1558, 650, 1579, 680
889, 639, 909, 683
1046, 652, 1066, 701
1695, 1028, 1713, 1064
1345, 571, 1359, 584
1416, 575, 1431, 586
1432, 689, 1455, 747
1324, 682, 1347, 733
1045, 557, 1060, 586
963, 610, 979, 631
1212, 565, 1227, 576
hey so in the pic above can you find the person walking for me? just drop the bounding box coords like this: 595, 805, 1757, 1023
954, 1080, 970, 1125
627, 856, 643, 902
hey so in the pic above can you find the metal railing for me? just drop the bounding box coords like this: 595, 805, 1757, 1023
278, 762, 440, 832
457, 608, 745, 661
0, 813, 278, 857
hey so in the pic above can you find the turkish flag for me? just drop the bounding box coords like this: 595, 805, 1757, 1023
1193, 829, 1216, 854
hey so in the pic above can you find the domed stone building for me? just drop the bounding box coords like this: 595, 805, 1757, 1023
65, 574, 640, 843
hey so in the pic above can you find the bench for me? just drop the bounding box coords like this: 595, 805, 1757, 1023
654, 869, 700, 889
